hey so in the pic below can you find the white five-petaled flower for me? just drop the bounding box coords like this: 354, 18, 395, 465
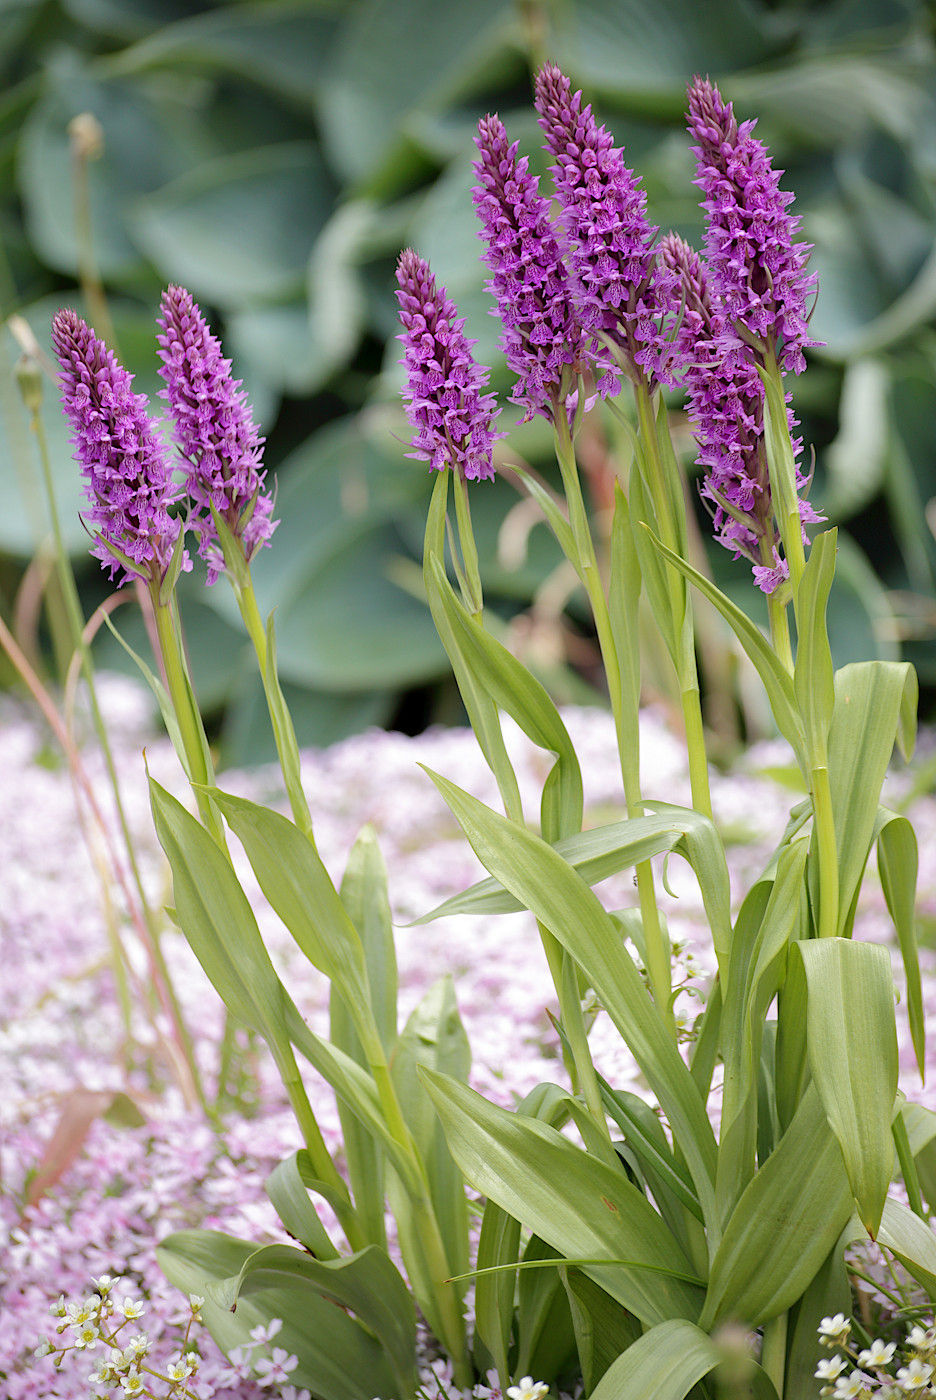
506, 1380, 550, 1400
858, 1338, 896, 1367
117, 1296, 145, 1321
818, 1314, 852, 1344
831, 1370, 869, 1399
908, 1325, 936, 1352
816, 1355, 848, 1381
896, 1356, 934, 1389
74, 1322, 101, 1350
166, 1354, 195, 1382
120, 1375, 145, 1397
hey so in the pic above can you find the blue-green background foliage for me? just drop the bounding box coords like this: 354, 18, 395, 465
2, 0, 936, 761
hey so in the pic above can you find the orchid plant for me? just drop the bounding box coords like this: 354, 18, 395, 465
39, 64, 936, 1400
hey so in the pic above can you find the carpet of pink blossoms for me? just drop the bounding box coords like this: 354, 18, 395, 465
3, 675, 936, 1398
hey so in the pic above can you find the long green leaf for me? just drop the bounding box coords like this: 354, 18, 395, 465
588, 1318, 779, 1400
414, 813, 694, 921
878, 1197, 936, 1297
265, 1151, 341, 1260
209, 1241, 416, 1400
421, 1068, 705, 1327
157, 1229, 397, 1400
390, 977, 470, 1285
426, 551, 583, 841
799, 939, 898, 1237
331, 825, 398, 1247
701, 1086, 853, 1329
560, 1266, 642, 1394
877, 808, 924, 1075
420, 767, 718, 1221
474, 1199, 521, 1388
825, 661, 917, 935
198, 787, 372, 1016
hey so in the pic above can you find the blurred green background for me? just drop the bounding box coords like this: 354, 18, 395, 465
2, 0, 935, 764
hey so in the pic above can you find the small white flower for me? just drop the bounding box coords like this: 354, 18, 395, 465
73, 1322, 101, 1350
506, 1380, 550, 1400
907, 1325, 936, 1352
120, 1376, 145, 1397
49, 1296, 66, 1318
33, 1337, 54, 1358
66, 1300, 94, 1329
250, 1318, 284, 1344
816, 1355, 848, 1381
166, 1355, 194, 1382
189, 1293, 204, 1318
117, 1297, 145, 1321
832, 1371, 869, 1399
126, 1333, 149, 1357
93, 1275, 114, 1295
818, 1314, 852, 1344
896, 1356, 934, 1389
858, 1338, 896, 1367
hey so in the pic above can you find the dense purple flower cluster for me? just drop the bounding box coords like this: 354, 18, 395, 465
534, 62, 675, 388
157, 286, 276, 584
51, 310, 184, 588
658, 79, 823, 591
472, 113, 596, 422
687, 76, 818, 374
394, 250, 504, 481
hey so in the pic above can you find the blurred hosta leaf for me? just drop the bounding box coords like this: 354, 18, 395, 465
269, 526, 445, 690
318, 0, 516, 186
823, 358, 890, 518
101, 0, 341, 104
130, 143, 334, 309
550, 0, 775, 111
61, 0, 208, 41
731, 57, 928, 148
18, 50, 205, 280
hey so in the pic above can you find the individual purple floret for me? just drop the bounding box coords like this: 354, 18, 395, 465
157, 286, 276, 584
51, 308, 184, 588
473, 112, 600, 422
661, 232, 822, 593
687, 76, 818, 374
395, 249, 504, 481
534, 62, 676, 389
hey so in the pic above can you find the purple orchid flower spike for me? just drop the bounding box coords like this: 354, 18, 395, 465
157, 286, 276, 584
51, 308, 185, 589
534, 62, 676, 390
395, 249, 504, 481
686, 75, 819, 374
472, 112, 604, 423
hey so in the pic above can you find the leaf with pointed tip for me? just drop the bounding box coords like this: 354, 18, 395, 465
587, 1317, 779, 1400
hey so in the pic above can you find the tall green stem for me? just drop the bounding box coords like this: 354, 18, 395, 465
553, 410, 674, 1032
25, 381, 206, 1111
632, 384, 712, 820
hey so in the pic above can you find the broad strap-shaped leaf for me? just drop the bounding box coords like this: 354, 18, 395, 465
265, 1150, 341, 1260
701, 1085, 853, 1329
641, 526, 808, 771
876, 807, 924, 1075
587, 1318, 779, 1400
515, 1235, 578, 1380
157, 1229, 398, 1400
717, 841, 808, 1225
209, 1241, 416, 1400
878, 1197, 936, 1297
420, 766, 718, 1220
390, 977, 470, 1285
560, 1266, 642, 1394
825, 661, 917, 935
798, 939, 898, 1238
425, 551, 583, 841
330, 825, 398, 1247
421, 1068, 705, 1328
783, 1225, 854, 1400
641, 800, 732, 983
423, 470, 524, 824
474, 1199, 521, 1388
414, 813, 698, 921
198, 787, 373, 1022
